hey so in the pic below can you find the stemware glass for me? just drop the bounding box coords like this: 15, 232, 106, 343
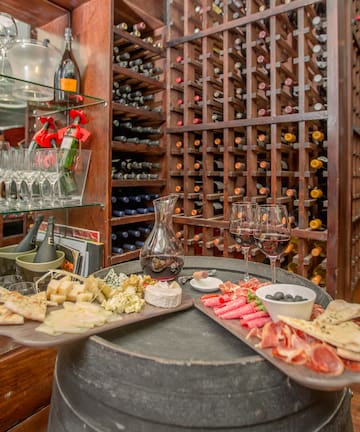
36, 149, 60, 206
12, 148, 30, 209
229, 202, 257, 281
254, 204, 291, 283
0, 13, 17, 98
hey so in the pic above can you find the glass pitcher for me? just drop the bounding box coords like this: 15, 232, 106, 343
140, 194, 184, 281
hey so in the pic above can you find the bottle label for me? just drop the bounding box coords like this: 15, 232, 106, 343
60, 77, 78, 92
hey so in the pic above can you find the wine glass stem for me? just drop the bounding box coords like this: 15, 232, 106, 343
270, 256, 277, 283
0, 49, 5, 75
242, 247, 250, 281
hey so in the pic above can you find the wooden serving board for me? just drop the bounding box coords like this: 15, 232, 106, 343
195, 299, 360, 391
0, 294, 194, 348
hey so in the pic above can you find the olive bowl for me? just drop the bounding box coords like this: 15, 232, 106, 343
256, 283, 316, 322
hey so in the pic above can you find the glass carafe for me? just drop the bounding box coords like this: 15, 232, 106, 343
140, 194, 184, 280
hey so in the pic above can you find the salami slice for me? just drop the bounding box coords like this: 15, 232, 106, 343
241, 316, 272, 329
240, 310, 269, 322
202, 294, 231, 308
219, 302, 256, 320
214, 296, 247, 316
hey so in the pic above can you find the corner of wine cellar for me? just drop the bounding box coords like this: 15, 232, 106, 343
158, 0, 353, 301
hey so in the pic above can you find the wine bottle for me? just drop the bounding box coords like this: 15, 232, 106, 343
29, 117, 56, 151
14, 215, 44, 252
59, 109, 87, 195
311, 130, 325, 145
122, 243, 137, 251
310, 156, 328, 170
283, 132, 297, 144
234, 187, 245, 196
311, 241, 326, 257
310, 187, 324, 199
287, 262, 298, 273
128, 229, 141, 238
175, 230, 184, 239
33, 216, 57, 263
213, 202, 223, 215
191, 200, 203, 216
54, 27, 81, 104
311, 261, 327, 286
309, 218, 325, 230
257, 133, 269, 147
112, 230, 129, 241
256, 182, 270, 195
193, 160, 202, 170
112, 246, 124, 254
283, 237, 298, 255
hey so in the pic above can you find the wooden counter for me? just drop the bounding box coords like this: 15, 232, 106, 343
0, 337, 56, 432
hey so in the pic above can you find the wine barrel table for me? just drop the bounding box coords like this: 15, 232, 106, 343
47, 257, 353, 432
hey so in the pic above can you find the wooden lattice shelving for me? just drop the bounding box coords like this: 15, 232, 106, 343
165, 0, 353, 299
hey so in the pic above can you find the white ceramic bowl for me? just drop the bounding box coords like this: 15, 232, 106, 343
256, 283, 316, 322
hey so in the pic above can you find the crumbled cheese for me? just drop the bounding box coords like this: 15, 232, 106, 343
101, 292, 145, 314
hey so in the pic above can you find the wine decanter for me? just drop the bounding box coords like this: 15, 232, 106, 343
140, 194, 184, 281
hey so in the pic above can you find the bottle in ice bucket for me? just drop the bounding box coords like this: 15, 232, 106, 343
58, 109, 88, 195
140, 194, 184, 280
33, 216, 57, 263
14, 215, 44, 253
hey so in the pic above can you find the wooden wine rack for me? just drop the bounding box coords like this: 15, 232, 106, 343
165, 0, 353, 299
110, 1, 167, 265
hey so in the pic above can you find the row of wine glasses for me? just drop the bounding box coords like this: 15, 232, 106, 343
229, 203, 291, 283
0, 147, 64, 211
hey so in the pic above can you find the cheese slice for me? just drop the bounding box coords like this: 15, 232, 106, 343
279, 315, 360, 353
145, 281, 182, 308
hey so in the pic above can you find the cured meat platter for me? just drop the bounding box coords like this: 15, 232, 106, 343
0, 293, 194, 348
195, 298, 360, 391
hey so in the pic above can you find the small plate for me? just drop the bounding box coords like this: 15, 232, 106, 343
190, 277, 223, 292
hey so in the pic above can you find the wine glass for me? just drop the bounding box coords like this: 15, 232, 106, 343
254, 204, 291, 283
0, 13, 17, 98
38, 149, 61, 205
229, 202, 257, 281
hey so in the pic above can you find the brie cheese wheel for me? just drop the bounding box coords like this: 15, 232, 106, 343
145, 281, 182, 308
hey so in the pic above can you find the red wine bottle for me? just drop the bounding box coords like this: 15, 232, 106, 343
33, 216, 57, 263
14, 215, 44, 252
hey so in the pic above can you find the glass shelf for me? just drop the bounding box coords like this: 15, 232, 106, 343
0, 201, 104, 216
0, 73, 106, 127
0, 75, 106, 215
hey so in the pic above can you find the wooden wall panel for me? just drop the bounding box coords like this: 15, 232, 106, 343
0, 346, 56, 431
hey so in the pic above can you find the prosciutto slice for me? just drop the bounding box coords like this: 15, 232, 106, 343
307, 343, 344, 376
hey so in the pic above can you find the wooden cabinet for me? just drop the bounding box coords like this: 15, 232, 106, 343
0, 337, 56, 432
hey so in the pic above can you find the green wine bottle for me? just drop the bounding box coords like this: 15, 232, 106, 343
14, 215, 44, 252
59, 109, 87, 195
